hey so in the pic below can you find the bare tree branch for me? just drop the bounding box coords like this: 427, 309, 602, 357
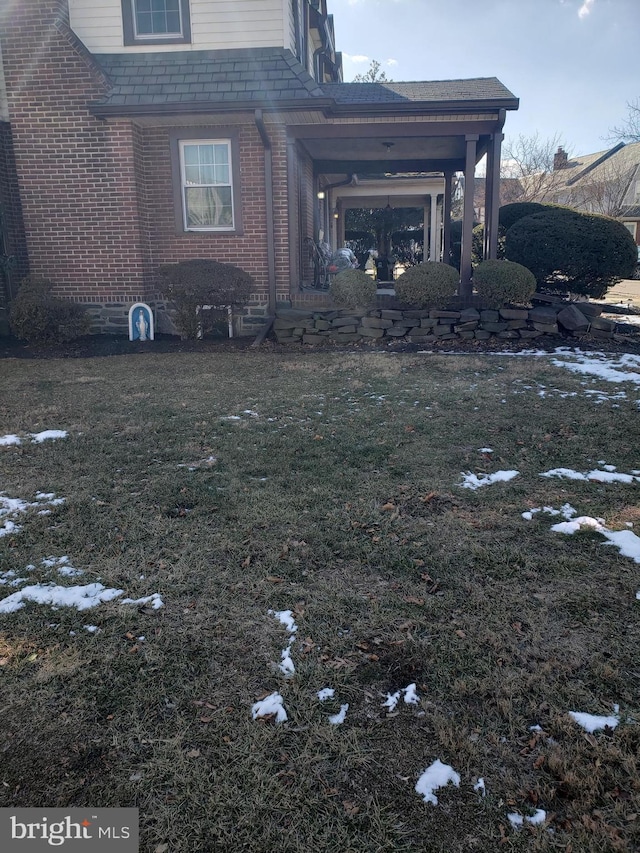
501, 132, 570, 202
609, 99, 640, 143
353, 60, 392, 83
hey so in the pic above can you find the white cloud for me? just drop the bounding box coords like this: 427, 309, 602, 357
342, 53, 370, 64
386, 58, 398, 67
578, 0, 595, 19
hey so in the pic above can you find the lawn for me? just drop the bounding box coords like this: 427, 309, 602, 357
1, 346, 639, 852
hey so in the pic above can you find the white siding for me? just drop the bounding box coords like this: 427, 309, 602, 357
69, 0, 287, 53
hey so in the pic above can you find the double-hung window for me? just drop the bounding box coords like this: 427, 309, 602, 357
170, 130, 243, 235
122, 0, 191, 45
179, 140, 234, 231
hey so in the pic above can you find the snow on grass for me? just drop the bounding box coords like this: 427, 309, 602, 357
328, 704, 349, 726
0, 434, 21, 446
0, 559, 164, 614
120, 593, 164, 610
0, 492, 66, 537
508, 809, 547, 828
317, 688, 335, 701
30, 430, 68, 443
550, 350, 640, 385
268, 609, 298, 677
251, 692, 288, 723
568, 711, 619, 733
473, 778, 486, 797
551, 515, 640, 563
478, 447, 493, 454
522, 503, 576, 521
83, 625, 99, 633
382, 683, 419, 711
540, 467, 640, 484
415, 760, 461, 805
0, 582, 125, 614
459, 470, 519, 490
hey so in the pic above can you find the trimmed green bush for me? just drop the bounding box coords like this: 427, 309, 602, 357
504, 209, 637, 299
158, 259, 253, 339
9, 276, 90, 344
394, 261, 459, 309
329, 268, 377, 309
498, 202, 549, 232
471, 223, 507, 266
473, 259, 536, 308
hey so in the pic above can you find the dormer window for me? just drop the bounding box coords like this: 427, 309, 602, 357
122, 0, 191, 45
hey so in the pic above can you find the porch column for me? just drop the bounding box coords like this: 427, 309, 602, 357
443, 171, 453, 265
486, 132, 504, 260
429, 192, 438, 261
423, 203, 429, 260
460, 134, 478, 300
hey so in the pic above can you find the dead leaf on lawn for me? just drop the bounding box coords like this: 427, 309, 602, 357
381, 502, 396, 511
265, 575, 284, 583
343, 801, 360, 816
403, 596, 425, 606
155, 844, 169, 853
186, 749, 201, 758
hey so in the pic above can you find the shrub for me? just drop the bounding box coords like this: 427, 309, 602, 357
329, 268, 377, 309
473, 259, 536, 308
394, 261, 459, 309
471, 223, 506, 266
504, 209, 637, 299
498, 202, 549, 232
9, 276, 90, 344
157, 259, 254, 339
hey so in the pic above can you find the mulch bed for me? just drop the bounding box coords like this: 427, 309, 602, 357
1, 326, 639, 360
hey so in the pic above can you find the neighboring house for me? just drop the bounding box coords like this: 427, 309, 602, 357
529, 143, 640, 248
0, 0, 518, 335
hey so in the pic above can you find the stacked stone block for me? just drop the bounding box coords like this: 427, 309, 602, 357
272, 303, 618, 345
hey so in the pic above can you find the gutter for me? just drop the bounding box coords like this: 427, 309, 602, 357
254, 109, 277, 316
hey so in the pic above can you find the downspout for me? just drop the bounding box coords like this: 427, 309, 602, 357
254, 109, 277, 317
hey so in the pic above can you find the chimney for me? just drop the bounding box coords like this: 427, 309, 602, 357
553, 146, 568, 171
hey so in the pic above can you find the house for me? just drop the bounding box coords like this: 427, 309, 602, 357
0, 0, 518, 335
529, 143, 640, 248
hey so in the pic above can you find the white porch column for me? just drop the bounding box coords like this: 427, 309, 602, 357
429, 193, 438, 261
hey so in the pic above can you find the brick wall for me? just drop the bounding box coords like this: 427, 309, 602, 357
1, 0, 150, 304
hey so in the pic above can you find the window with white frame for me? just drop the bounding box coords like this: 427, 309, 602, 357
122, 0, 191, 45
179, 140, 235, 231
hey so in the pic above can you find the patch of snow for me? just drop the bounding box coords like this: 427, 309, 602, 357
529, 724, 543, 732
509, 809, 546, 828
328, 704, 349, 725
415, 760, 461, 805
473, 778, 486, 797
552, 515, 640, 563
523, 504, 576, 521
317, 687, 335, 701
83, 625, 99, 633
540, 467, 640, 484
0, 434, 21, 446
403, 683, 420, 705
251, 692, 287, 723
0, 570, 27, 587
0, 492, 66, 538
30, 430, 68, 443
568, 711, 619, 733
478, 447, 493, 453
120, 593, 164, 609
459, 470, 519, 490
268, 609, 298, 634
383, 691, 401, 712
0, 582, 124, 614
278, 645, 295, 677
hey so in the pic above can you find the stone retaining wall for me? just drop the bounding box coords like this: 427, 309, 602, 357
273, 302, 619, 345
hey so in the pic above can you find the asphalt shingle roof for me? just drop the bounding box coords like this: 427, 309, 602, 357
320, 77, 517, 105
92, 48, 324, 108
90, 50, 518, 113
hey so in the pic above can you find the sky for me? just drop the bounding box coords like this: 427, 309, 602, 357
330, 0, 640, 157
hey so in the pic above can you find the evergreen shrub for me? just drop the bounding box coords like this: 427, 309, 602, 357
329, 269, 377, 309
394, 261, 459, 308
9, 277, 90, 344
473, 259, 536, 308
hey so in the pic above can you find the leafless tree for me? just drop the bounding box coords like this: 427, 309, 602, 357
568, 159, 636, 217
353, 60, 392, 83
501, 132, 570, 202
609, 99, 640, 143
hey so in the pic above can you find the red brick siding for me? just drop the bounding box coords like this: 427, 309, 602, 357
1, 0, 149, 302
